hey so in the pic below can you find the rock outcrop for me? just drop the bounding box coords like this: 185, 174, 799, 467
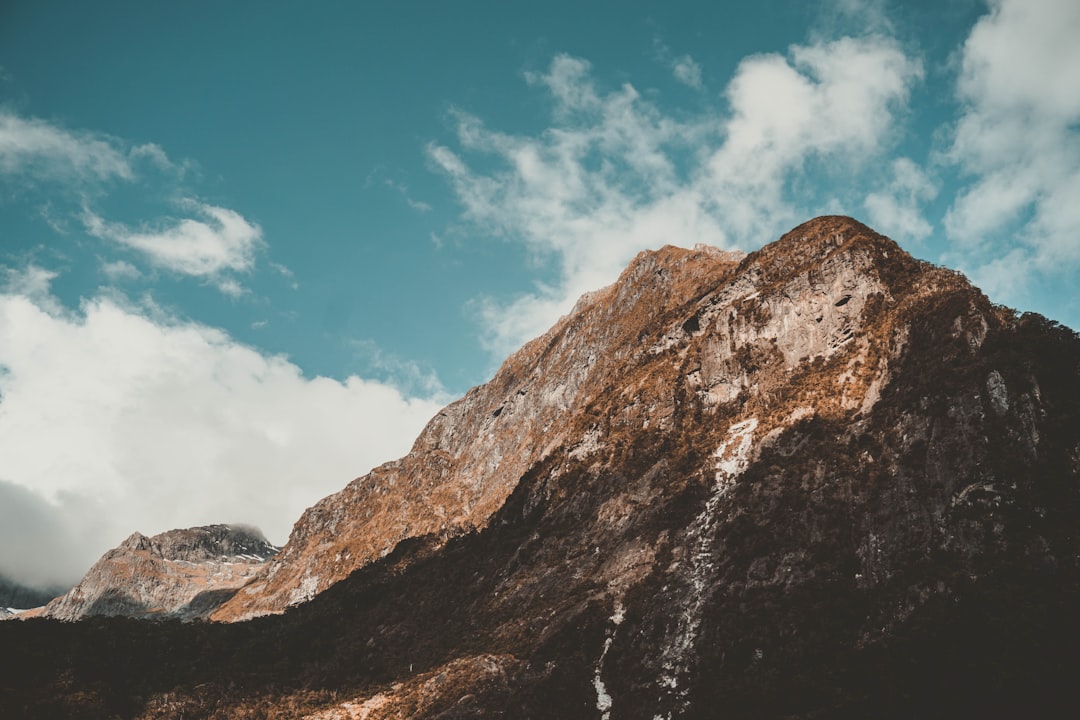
2, 217, 1078, 719
40, 524, 279, 621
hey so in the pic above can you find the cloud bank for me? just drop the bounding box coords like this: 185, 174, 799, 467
0, 271, 443, 588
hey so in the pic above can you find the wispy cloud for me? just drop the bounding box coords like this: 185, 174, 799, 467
431, 37, 922, 357
350, 338, 450, 401
0, 270, 445, 585
671, 55, 703, 89
1, 109, 261, 296
100, 259, 142, 281
0, 111, 135, 184
82, 200, 264, 293
653, 39, 704, 90
383, 177, 433, 213
821, 0, 894, 34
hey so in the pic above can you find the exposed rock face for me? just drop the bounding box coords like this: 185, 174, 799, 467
2, 217, 1078, 719
41, 524, 279, 621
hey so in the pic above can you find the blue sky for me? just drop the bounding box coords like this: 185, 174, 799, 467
1, 0, 1078, 587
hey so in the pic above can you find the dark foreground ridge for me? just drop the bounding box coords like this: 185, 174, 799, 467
1, 217, 1078, 719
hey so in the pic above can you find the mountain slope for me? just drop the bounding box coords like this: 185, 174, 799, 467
1, 216, 1078, 719
39, 524, 278, 621
212, 240, 749, 620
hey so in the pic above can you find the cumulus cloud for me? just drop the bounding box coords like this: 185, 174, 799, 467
83, 201, 265, 290
944, 0, 1080, 290
0, 270, 445, 586
431, 39, 922, 356
701, 36, 922, 240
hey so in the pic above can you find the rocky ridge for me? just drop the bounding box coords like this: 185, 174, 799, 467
40, 524, 278, 621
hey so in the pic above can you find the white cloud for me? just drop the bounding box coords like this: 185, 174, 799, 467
0, 109, 258, 297
431, 39, 921, 356
944, 0, 1080, 292
406, 196, 433, 213
672, 55, 703, 89
128, 142, 174, 171
0, 111, 134, 184
350, 338, 450, 400
101, 259, 142, 281
83, 201, 264, 280
700, 36, 922, 241
864, 157, 937, 242
0, 272, 445, 586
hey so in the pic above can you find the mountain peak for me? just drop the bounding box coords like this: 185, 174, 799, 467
213, 216, 1008, 621
38, 523, 280, 621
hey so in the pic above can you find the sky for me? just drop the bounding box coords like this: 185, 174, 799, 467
1, 0, 1078, 590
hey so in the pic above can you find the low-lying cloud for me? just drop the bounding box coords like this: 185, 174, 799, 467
0, 271, 444, 588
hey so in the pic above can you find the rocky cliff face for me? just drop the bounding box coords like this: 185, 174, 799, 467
2, 217, 1078, 719
40, 524, 278, 621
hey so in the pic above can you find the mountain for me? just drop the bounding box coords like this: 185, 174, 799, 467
211, 238, 750, 622
36, 524, 279, 621
1, 216, 1078, 719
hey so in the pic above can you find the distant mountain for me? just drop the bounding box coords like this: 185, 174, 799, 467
37, 524, 278, 621
1, 217, 1077, 719
0, 573, 65, 612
